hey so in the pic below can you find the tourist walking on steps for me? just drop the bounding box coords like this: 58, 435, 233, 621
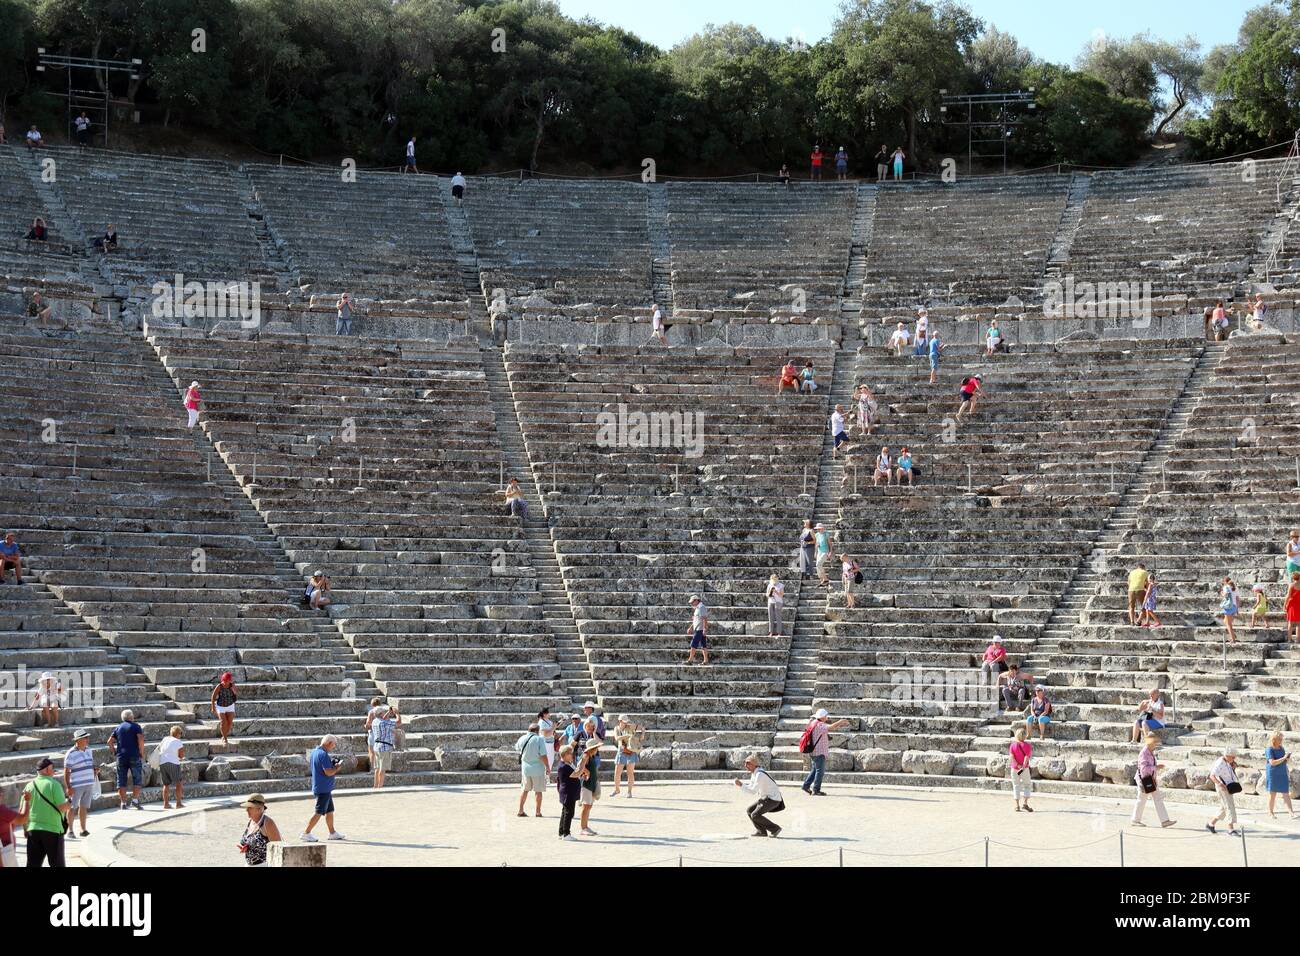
1127, 563, 1149, 625
855, 384, 877, 437
371, 705, 400, 789
63, 729, 96, 839
830, 404, 848, 459
21, 758, 69, 867
686, 594, 709, 665
1131, 688, 1165, 742
516, 722, 550, 816
576, 738, 602, 836
1206, 749, 1241, 835
108, 709, 145, 810
1138, 573, 1161, 628
1263, 731, 1296, 819
336, 291, 354, 335
158, 725, 185, 809
1286, 572, 1300, 643
815, 523, 833, 587
1009, 726, 1033, 812
301, 735, 345, 842
211, 672, 237, 746
927, 333, 944, 385
799, 519, 816, 578
1220, 577, 1240, 644
875, 145, 889, 182
238, 794, 281, 866
450, 171, 467, 205
800, 708, 851, 795
840, 553, 860, 609
735, 753, 784, 836
556, 744, 580, 839
611, 715, 644, 797
1131, 733, 1176, 828
183, 381, 201, 430
766, 574, 785, 637
956, 374, 982, 419
649, 303, 668, 346
364, 696, 386, 770
404, 136, 418, 173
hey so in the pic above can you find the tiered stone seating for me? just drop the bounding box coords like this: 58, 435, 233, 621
1050, 335, 1300, 789
147, 329, 570, 763
0, 146, 82, 282
0, 323, 367, 789
862, 175, 1070, 308
504, 342, 836, 755
806, 339, 1201, 775
245, 165, 468, 309
667, 183, 855, 313
466, 178, 651, 316
46, 146, 265, 286
1059, 162, 1286, 299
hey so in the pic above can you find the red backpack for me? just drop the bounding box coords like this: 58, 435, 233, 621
798, 720, 820, 754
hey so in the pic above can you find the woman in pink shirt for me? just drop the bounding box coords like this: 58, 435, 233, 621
980, 636, 1007, 682
184, 381, 202, 430
1009, 726, 1033, 812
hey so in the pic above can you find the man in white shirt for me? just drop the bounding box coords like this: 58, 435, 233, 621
450, 171, 467, 205
830, 404, 848, 459
1207, 749, 1240, 835
734, 753, 783, 836
405, 137, 417, 174
913, 308, 929, 356
686, 595, 709, 665
157, 725, 186, 809
648, 303, 667, 346
887, 322, 910, 356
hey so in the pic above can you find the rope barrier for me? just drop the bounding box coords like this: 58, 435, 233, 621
678, 847, 841, 865
842, 839, 987, 858
987, 834, 1118, 852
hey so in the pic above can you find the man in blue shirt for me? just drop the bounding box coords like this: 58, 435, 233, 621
516, 722, 551, 818
107, 709, 145, 810
928, 333, 944, 385
302, 734, 345, 842
0, 532, 23, 584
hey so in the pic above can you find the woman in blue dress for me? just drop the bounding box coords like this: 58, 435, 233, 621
1264, 731, 1295, 818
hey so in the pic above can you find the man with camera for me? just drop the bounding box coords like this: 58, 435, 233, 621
301, 735, 346, 843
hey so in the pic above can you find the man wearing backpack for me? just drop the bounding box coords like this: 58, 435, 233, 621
734, 753, 784, 837
799, 708, 851, 796
516, 722, 551, 818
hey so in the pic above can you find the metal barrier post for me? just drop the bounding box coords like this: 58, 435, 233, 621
1119, 830, 1124, 867
1241, 827, 1249, 867
984, 836, 989, 867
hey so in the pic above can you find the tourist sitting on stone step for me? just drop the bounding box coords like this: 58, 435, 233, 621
0, 532, 24, 584
872, 446, 891, 486
887, 322, 910, 356
1131, 688, 1166, 742
92, 224, 118, 253
800, 361, 818, 394
895, 446, 915, 486
306, 571, 332, 610
25, 124, 43, 148
29, 671, 64, 727
1024, 686, 1053, 739
980, 636, 1007, 682
777, 359, 800, 395
997, 663, 1028, 711
1286, 530, 1300, 579
1220, 577, 1240, 644
26, 291, 51, 324
500, 477, 528, 519
985, 318, 1006, 356
24, 217, 48, 243
777, 164, 791, 187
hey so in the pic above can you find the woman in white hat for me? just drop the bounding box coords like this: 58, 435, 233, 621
183, 381, 201, 430
30, 672, 65, 728
611, 715, 644, 798
238, 793, 281, 866
1207, 749, 1241, 835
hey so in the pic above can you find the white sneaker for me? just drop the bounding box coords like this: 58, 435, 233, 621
561, 834, 576, 841
580, 828, 597, 836
327, 831, 347, 841
300, 832, 318, 842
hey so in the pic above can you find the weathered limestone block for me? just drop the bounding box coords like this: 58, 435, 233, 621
203, 757, 233, 782
1095, 760, 1138, 786
854, 748, 902, 773
261, 753, 309, 776
671, 746, 722, 770
436, 748, 481, 771
902, 750, 955, 776
635, 748, 671, 770
478, 751, 519, 771
825, 749, 856, 772
269, 843, 327, 867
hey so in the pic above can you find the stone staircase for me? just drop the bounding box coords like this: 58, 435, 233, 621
646, 183, 673, 316
1030, 340, 1227, 673
841, 182, 875, 316
1248, 161, 1300, 289
1042, 171, 1092, 281
480, 346, 595, 709
11, 146, 91, 274
236, 169, 300, 296
443, 179, 493, 341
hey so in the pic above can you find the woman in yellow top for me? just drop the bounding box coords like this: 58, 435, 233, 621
610, 715, 645, 798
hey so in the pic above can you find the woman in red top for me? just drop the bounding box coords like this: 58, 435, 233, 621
184, 381, 202, 430
777, 361, 799, 396
0, 797, 27, 868
1285, 572, 1300, 643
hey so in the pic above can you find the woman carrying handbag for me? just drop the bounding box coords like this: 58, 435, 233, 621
1131, 733, 1177, 828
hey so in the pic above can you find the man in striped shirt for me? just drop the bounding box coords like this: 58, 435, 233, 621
63, 729, 97, 838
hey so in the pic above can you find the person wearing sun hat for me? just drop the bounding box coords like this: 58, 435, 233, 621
238, 793, 281, 866
183, 380, 201, 429
63, 729, 97, 838
611, 714, 645, 798
575, 737, 603, 836
210, 671, 237, 746
581, 700, 605, 741
800, 708, 851, 795
686, 594, 709, 665
1207, 749, 1241, 835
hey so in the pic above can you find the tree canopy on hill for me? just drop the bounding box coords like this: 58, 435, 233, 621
0, 0, 1293, 174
